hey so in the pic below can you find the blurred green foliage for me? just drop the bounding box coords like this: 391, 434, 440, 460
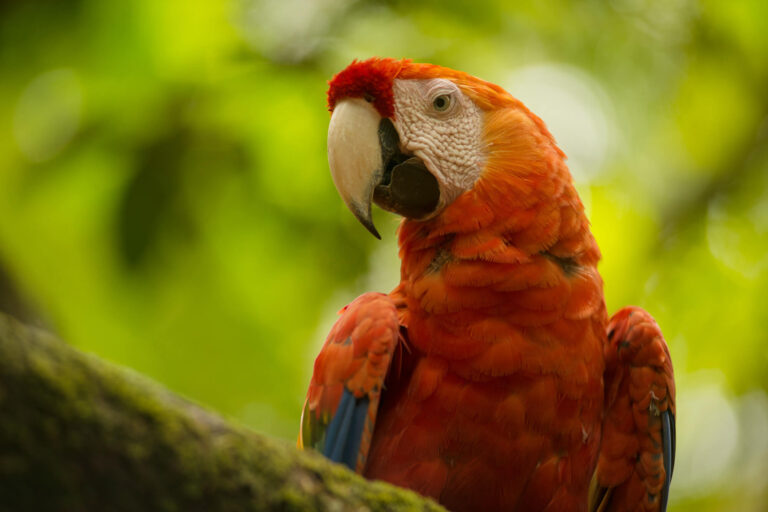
1, 1, 767, 510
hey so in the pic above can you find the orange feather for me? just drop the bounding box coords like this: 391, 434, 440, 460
304, 59, 675, 512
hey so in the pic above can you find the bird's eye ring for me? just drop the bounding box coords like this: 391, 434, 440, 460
432, 94, 451, 112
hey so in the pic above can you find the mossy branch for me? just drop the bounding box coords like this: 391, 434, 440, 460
0, 312, 444, 512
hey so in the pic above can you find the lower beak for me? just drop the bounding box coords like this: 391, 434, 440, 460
327, 98, 441, 239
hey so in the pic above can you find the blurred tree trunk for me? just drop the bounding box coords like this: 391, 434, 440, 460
0, 312, 443, 512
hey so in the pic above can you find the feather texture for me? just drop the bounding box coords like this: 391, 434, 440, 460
299, 293, 400, 472
304, 58, 676, 512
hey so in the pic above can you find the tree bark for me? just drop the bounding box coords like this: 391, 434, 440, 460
0, 312, 444, 512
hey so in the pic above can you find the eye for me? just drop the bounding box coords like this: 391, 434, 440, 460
432, 94, 451, 112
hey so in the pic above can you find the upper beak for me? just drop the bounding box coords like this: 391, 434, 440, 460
327, 98, 384, 239
328, 98, 440, 239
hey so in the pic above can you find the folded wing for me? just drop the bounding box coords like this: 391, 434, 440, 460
299, 292, 401, 472
590, 306, 676, 512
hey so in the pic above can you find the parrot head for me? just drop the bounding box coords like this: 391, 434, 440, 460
326, 57, 566, 239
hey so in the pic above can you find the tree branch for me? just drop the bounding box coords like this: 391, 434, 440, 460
0, 312, 444, 512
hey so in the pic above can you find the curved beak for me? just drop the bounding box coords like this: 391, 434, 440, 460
328, 97, 441, 238
327, 98, 384, 239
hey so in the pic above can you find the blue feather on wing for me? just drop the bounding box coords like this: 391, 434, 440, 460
323, 389, 370, 469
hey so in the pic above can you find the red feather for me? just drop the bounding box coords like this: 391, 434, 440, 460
305, 59, 675, 512
327, 57, 408, 118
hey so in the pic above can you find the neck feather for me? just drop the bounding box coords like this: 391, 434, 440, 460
393, 106, 605, 358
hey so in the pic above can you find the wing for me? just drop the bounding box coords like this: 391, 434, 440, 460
298, 292, 401, 473
590, 306, 676, 512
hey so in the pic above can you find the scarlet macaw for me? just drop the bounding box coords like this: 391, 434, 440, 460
299, 58, 675, 512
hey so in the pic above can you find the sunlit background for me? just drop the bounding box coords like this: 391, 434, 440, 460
1, 1, 767, 510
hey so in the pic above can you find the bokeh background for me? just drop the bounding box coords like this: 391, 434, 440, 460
1, 0, 767, 510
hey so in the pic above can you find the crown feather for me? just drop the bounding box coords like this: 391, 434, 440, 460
327, 58, 409, 118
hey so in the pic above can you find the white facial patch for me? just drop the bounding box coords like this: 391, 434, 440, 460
392, 78, 485, 212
